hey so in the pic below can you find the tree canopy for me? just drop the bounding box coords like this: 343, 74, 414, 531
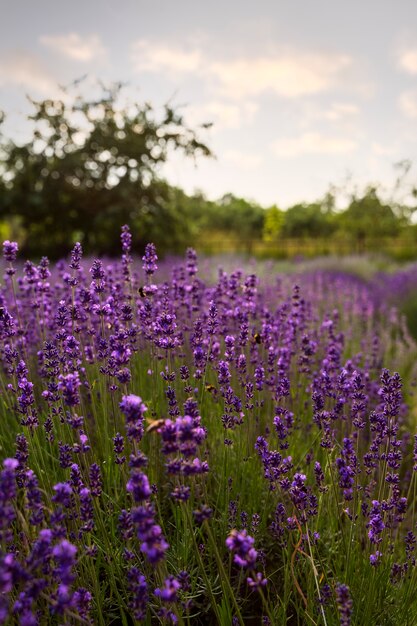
340, 186, 400, 249
0, 83, 212, 256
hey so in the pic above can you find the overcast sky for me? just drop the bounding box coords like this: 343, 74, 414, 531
1, 0, 417, 207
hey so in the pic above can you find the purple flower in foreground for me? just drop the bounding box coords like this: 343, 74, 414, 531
58, 373, 81, 407
89, 463, 102, 497
127, 471, 152, 502
3, 240, 18, 263
27, 528, 53, 570
80, 487, 94, 532
127, 567, 148, 620
186, 247, 198, 277
154, 576, 181, 602
226, 529, 258, 568
113, 433, 125, 464
142, 243, 158, 276
140, 523, 169, 564
70, 464, 84, 494
336, 583, 353, 626
25, 469, 44, 525
52, 482, 73, 508
69, 242, 83, 271
52, 540, 77, 587
89, 259, 105, 281
0, 459, 18, 540
367, 500, 385, 544
73, 588, 92, 621
158, 608, 178, 624
218, 360, 231, 385
370, 551, 382, 566
247, 572, 268, 590
193, 505, 213, 525
121, 225, 132, 254
120, 394, 147, 442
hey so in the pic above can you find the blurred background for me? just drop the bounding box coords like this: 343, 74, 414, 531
0, 0, 417, 260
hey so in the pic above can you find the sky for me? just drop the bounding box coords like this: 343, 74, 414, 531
1, 0, 417, 208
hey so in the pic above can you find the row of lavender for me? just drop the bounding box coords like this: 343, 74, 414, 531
1, 231, 417, 625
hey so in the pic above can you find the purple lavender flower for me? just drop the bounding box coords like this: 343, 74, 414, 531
52, 482, 73, 508
79, 487, 94, 532
73, 587, 92, 621
139, 523, 169, 564
24, 470, 44, 525
70, 463, 84, 493
0, 306, 16, 338
193, 505, 213, 525
27, 528, 53, 570
0, 459, 18, 542
113, 433, 125, 464
121, 225, 132, 254
226, 529, 258, 568
171, 485, 191, 501
69, 243, 83, 271
247, 572, 268, 590
289, 473, 308, 510
120, 394, 147, 442
154, 576, 181, 602
118, 509, 133, 541
218, 360, 231, 385
89, 463, 102, 497
89, 259, 106, 294
58, 372, 81, 407
186, 247, 198, 277
370, 551, 382, 566
336, 583, 353, 626
127, 471, 152, 502
127, 567, 149, 620
142, 243, 158, 276
52, 540, 77, 587
367, 500, 385, 544
3, 240, 18, 263
89, 259, 105, 281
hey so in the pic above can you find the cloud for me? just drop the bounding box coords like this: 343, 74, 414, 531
371, 142, 395, 157
185, 100, 258, 130
223, 149, 263, 169
39, 33, 106, 62
399, 90, 417, 118
208, 53, 352, 99
272, 132, 358, 157
398, 48, 417, 75
131, 40, 201, 74
324, 102, 360, 121
0, 52, 57, 94
130, 40, 352, 99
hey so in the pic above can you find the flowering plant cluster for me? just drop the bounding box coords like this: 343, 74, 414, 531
0, 230, 417, 624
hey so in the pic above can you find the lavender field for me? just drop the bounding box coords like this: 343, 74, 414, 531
2, 229, 417, 625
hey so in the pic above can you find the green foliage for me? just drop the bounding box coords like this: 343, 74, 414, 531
338, 186, 400, 250
208, 194, 265, 252
263, 204, 284, 242
281, 199, 336, 239
0, 83, 212, 256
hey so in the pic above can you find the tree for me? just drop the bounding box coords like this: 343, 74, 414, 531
281, 201, 336, 238
215, 194, 265, 253
338, 186, 399, 251
0, 83, 212, 256
263, 205, 284, 242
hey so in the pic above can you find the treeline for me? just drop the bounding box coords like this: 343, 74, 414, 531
0, 83, 416, 259
183, 186, 417, 260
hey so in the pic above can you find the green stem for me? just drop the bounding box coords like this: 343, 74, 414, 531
203, 520, 245, 626
183, 504, 222, 624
